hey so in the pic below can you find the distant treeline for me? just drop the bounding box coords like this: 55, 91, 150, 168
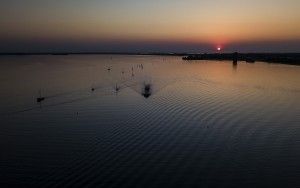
183, 53, 300, 65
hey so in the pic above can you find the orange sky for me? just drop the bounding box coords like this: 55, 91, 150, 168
1, 0, 300, 52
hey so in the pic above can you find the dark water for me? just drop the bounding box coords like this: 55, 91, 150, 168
0, 55, 299, 187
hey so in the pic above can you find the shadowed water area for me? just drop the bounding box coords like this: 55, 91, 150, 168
0, 55, 299, 187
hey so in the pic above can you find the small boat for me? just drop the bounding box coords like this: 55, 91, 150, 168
142, 84, 152, 98
115, 84, 120, 92
36, 89, 45, 103
37, 97, 45, 103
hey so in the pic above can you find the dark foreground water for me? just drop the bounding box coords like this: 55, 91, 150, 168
0, 55, 299, 187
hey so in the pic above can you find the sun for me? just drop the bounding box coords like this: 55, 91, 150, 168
217, 47, 221, 51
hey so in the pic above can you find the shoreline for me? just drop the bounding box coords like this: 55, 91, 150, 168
0, 52, 186, 56
0, 52, 299, 65
183, 53, 300, 66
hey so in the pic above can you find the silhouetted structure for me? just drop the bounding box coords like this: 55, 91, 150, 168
233, 52, 238, 65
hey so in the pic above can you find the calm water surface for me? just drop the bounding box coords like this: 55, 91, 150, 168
0, 55, 299, 187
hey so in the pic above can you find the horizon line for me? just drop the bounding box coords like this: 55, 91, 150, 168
1, 51, 300, 56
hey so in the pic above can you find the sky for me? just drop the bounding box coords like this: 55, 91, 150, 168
0, 0, 300, 53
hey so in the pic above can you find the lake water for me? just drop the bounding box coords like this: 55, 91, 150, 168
0, 55, 299, 187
